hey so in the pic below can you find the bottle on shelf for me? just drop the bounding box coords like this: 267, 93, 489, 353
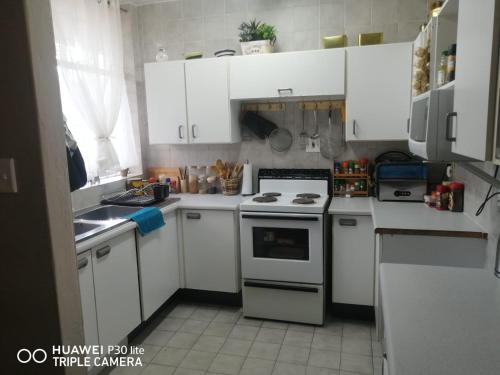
437, 50, 449, 87
446, 44, 456, 83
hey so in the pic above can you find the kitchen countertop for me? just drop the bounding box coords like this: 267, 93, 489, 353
380, 263, 500, 375
75, 193, 243, 254
327, 197, 487, 239
328, 197, 372, 215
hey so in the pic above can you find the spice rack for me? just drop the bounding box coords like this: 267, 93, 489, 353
333, 160, 371, 197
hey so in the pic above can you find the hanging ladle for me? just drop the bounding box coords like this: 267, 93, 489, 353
310, 105, 319, 139
299, 104, 308, 148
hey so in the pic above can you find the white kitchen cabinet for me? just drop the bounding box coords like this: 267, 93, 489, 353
185, 58, 239, 143
346, 43, 412, 141
182, 209, 240, 293
230, 49, 345, 100
145, 61, 188, 144
137, 211, 180, 320
332, 215, 374, 306
144, 58, 239, 144
92, 231, 141, 348
450, 0, 499, 160
77, 251, 99, 348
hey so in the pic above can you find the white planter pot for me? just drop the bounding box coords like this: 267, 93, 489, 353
240, 40, 273, 55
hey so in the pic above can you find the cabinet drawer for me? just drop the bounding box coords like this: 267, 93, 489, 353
332, 215, 375, 306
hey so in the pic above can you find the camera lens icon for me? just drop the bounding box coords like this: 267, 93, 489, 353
17, 349, 47, 364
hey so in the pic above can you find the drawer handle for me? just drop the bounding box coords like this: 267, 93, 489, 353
339, 218, 357, 226
445, 112, 457, 141
77, 258, 88, 270
277, 88, 293, 96
96, 245, 111, 259
186, 212, 201, 220
244, 281, 318, 293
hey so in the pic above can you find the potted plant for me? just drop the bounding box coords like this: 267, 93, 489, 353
238, 19, 277, 55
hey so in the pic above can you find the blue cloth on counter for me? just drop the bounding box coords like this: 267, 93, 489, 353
126, 207, 165, 235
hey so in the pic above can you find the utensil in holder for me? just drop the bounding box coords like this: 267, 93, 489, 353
220, 177, 241, 196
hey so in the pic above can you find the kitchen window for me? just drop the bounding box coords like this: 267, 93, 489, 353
51, 0, 140, 180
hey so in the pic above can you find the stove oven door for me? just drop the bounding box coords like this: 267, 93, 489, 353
240, 212, 324, 284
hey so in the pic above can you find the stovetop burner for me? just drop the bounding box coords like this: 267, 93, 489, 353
296, 193, 321, 199
292, 197, 315, 205
253, 196, 278, 203
262, 192, 282, 197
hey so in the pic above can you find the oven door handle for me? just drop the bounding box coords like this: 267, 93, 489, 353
244, 281, 318, 293
241, 214, 319, 221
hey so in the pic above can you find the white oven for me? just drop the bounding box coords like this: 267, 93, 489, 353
240, 211, 324, 284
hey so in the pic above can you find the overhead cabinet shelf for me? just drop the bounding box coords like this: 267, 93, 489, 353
229, 49, 345, 100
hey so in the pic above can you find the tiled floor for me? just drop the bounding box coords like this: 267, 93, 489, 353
108, 303, 382, 375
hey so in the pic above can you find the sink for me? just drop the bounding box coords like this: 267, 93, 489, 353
76, 205, 143, 221
74, 222, 103, 236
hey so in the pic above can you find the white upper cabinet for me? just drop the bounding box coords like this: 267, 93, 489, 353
346, 43, 412, 141
145, 61, 188, 144
185, 58, 239, 144
230, 49, 345, 100
144, 58, 239, 144
451, 0, 499, 161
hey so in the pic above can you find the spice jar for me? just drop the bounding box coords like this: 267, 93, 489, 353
448, 182, 464, 212
435, 184, 450, 210
341, 161, 349, 174
447, 44, 456, 82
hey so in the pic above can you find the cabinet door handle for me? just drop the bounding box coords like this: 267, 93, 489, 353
407, 118, 410, 134
339, 218, 357, 226
178, 125, 184, 139
186, 212, 201, 219
77, 258, 88, 270
352, 120, 357, 136
191, 124, 197, 139
277, 88, 293, 96
445, 112, 457, 141
96, 245, 111, 259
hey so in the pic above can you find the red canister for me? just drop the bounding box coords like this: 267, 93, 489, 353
435, 184, 450, 211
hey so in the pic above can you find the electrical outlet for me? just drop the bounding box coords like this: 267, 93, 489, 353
0, 158, 18, 193
306, 138, 320, 153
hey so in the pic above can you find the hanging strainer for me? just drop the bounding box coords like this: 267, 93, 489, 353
269, 103, 293, 152
269, 128, 293, 152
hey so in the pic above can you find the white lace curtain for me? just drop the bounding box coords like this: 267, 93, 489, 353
51, 0, 139, 178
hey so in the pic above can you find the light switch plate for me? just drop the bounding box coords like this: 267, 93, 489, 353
0, 158, 18, 193
306, 138, 320, 153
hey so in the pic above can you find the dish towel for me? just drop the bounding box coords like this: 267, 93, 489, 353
126, 207, 165, 236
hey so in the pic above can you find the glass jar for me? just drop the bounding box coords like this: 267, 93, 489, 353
437, 50, 448, 86
156, 47, 169, 62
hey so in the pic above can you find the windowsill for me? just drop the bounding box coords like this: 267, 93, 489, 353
78, 172, 142, 191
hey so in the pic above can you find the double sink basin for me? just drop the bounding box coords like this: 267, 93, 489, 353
74, 205, 144, 243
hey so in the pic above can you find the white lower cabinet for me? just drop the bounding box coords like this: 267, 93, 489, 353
182, 209, 240, 293
137, 211, 180, 320
383, 358, 390, 375
332, 215, 375, 306
91, 231, 141, 348
77, 251, 99, 350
